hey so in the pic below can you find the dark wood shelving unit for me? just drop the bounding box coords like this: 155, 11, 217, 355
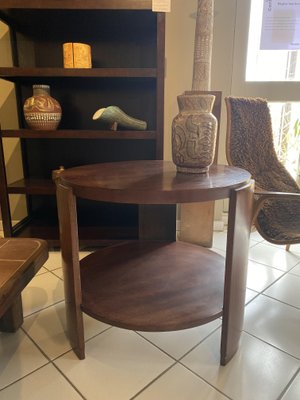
7, 178, 55, 194
1, 129, 156, 139
0, 1, 165, 246
0, 0, 153, 10
0, 67, 157, 80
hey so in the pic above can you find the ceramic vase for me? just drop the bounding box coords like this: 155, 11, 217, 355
172, 92, 217, 173
23, 84, 62, 130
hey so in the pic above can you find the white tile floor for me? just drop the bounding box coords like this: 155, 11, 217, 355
1, 231, 300, 400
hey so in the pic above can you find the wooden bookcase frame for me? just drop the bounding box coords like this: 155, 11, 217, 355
0, 1, 165, 246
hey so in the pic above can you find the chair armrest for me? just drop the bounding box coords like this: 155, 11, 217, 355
252, 190, 300, 222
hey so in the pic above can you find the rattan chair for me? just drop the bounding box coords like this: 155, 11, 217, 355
225, 96, 300, 249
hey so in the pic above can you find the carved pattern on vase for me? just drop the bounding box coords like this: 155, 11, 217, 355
172, 94, 217, 173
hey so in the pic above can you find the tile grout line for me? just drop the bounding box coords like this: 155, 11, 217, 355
22, 299, 65, 320
261, 292, 300, 311
19, 326, 87, 399
51, 363, 87, 400
2, 240, 300, 398
276, 366, 300, 400
242, 330, 300, 362
128, 361, 177, 400
176, 361, 233, 400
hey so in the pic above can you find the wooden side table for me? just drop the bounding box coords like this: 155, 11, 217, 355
56, 160, 253, 365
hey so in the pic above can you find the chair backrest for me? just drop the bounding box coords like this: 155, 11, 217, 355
225, 96, 299, 193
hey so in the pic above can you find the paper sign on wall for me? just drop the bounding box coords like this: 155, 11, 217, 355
260, 0, 300, 50
152, 0, 171, 13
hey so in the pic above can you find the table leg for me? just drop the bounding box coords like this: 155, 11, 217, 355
220, 180, 254, 365
0, 295, 23, 332
56, 182, 85, 359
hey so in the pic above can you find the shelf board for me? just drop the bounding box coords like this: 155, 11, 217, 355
1, 129, 156, 139
80, 240, 225, 331
0, 1, 152, 10
12, 222, 138, 248
0, 67, 157, 81
8, 178, 55, 194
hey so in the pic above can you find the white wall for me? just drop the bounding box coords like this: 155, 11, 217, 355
164, 0, 197, 161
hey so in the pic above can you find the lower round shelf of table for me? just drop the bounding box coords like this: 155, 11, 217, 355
80, 240, 225, 331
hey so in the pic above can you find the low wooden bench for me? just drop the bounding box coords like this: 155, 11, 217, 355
0, 238, 48, 332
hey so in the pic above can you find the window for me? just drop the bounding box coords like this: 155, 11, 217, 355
245, 0, 300, 182
246, 0, 300, 82
269, 102, 300, 181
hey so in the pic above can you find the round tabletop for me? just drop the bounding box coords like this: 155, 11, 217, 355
59, 160, 251, 204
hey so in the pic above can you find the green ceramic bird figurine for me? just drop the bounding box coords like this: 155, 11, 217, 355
92, 105, 147, 130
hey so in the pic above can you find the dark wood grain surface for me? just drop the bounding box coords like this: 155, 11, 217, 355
0, 0, 152, 10
59, 161, 251, 204
80, 241, 225, 331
